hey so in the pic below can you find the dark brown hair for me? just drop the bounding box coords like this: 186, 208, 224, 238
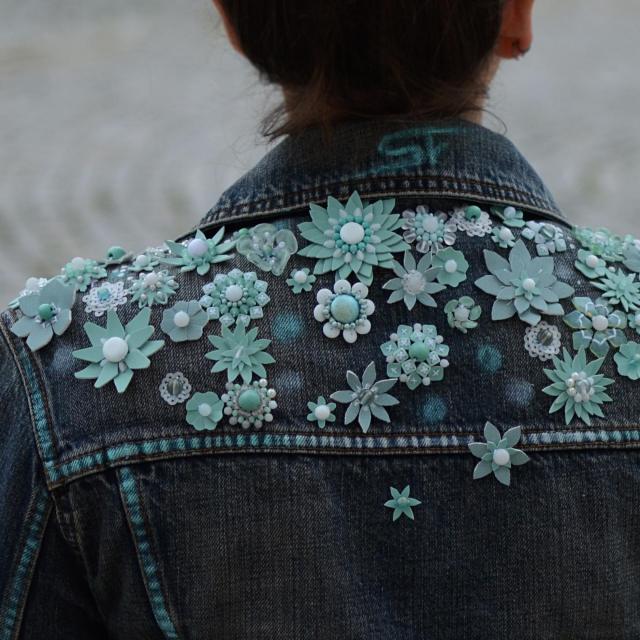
219, 0, 505, 137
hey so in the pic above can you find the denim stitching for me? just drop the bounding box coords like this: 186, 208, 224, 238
0, 487, 50, 640
117, 467, 180, 640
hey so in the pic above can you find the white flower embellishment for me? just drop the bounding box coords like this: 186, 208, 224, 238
313, 279, 375, 343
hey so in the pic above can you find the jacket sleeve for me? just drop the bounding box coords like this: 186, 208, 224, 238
0, 317, 105, 639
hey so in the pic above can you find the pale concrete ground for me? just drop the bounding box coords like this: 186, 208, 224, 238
1, 0, 639, 302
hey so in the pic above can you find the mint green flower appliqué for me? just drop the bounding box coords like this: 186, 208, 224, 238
491, 226, 517, 249
542, 348, 614, 425
521, 221, 567, 256
206, 324, 275, 383
307, 396, 336, 428
162, 228, 235, 276
330, 362, 398, 433
574, 226, 624, 262
73, 308, 165, 393
384, 486, 422, 521
60, 256, 108, 292
614, 342, 640, 380
468, 422, 529, 487
222, 378, 277, 429
236, 223, 298, 276
401, 207, 456, 254
297, 191, 408, 285
432, 247, 469, 287
10, 278, 76, 351
129, 270, 179, 308
593, 269, 640, 311
491, 205, 525, 228
382, 251, 444, 310
381, 323, 449, 389
286, 267, 316, 294
444, 297, 481, 333
628, 310, 640, 335
186, 392, 224, 430
563, 297, 627, 357
575, 249, 608, 279
160, 300, 208, 342
475, 240, 574, 325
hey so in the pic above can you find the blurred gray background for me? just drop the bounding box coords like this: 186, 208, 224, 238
1, 0, 639, 302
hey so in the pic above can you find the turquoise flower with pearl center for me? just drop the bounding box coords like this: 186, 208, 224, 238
468, 423, 529, 487
160, 300, 208, 342
60, 256, 108, 292
297, 191, 408, 285
72, 307, 165, 393
382, 251, 444, 310
222, 378, 277, 429
129, 270, 179, 308
575, 249, 608, 279
286, 267, 316, 294
444, 296, 481, 333
593, 269, 640, 311
431, 247, 469, 287
314, 279, 374, 343
162, 227, 235, 276
384, 486, 422, 521
186, 392, 224, 430
306, 396, 336, 428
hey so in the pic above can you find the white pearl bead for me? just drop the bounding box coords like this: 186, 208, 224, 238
102, 337, 129, 363
493, 448, 510, 466
504, 206, 516, 217
314, 404, 331, 421
134, 254, 150, 268
499, 227, 514, 242
198, 403, 212, 417
143, 273, 159, 288
586, 254, 600, 269
421, 215, 439, 233
173, 311, 191, 328
293, 270, 308, 284
187, 238, 208, 258
70, 257, 86, 271
339, 222, 365, 245
225, 284, 244, 302
444, 259, 458, 274
592, 314, 609, 332
522, 278, 536, 292
454, 306, 470, 322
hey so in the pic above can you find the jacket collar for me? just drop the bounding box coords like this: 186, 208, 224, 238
199, 118, 564, 231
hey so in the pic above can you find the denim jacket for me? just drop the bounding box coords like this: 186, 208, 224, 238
2, 119, 640, 639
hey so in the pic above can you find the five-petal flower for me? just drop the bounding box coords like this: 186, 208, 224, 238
431, 247, 469, 287
160, 300, 208, 342
306, 396, 336, 428
186, 391, 224, 430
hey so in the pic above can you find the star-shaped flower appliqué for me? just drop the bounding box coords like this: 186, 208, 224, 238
474, 239, 574, 325
542, 348, 614, 426
60, 256, 108, 293
330, 362, 398, 433
297, 191, 408, 285
162, 228, 235, 276
382, 251, 444, 310
129, 270, 179, 308
468, 422, 529, 487
72, 308, 165, 393
206, 324, 275, 384
384, 486, 422, 521
593, 269, 640, 312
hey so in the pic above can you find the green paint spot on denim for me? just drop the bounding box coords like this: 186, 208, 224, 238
476, 344, 503, 373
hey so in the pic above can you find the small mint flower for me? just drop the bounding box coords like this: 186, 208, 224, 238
286, 267, 316, 294
186, 392, 224, 430
401, 207, 456, 254
10, 277, 76, 351
384, 486, 421, 521
331, 362, 398, 433
307, 396, 336, 428
491, 225, 517, 249
468, 422, 529, 487
594, 269, 640, 311
491, 205, 525, 228
160, 300, 208, 342
574, 226, 624, 262
60, 256, 107, 292
542, 348, 614, 426
297, 191, 408, 285
73, 308, 165, 394
614, 342, 640, 380
623, 242, 640, 273
130, 270, 179, 308
475, 240, 574, 326
162, 228, 235, 276
432, 247, 469, 287
236, 223, 298, 276
575, 249, 608, 279
206, 324, 275, 384
444, 296, 481, 333
521, 221, 567, 256
382, 251, 445, 310
628, 310, 640, 335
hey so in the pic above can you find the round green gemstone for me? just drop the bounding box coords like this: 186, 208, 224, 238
408, 341, 430, 362
107, 246, 127, 261
465, 205, 482, 221
37, 303, 55, 321
238, 389, 261, 412
330, 294, 360, 324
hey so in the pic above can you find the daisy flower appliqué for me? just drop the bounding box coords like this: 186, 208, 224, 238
222, 378, 277, 429
401, 206, 456, 254
297, 191, 408, 285
314, 279, 374, 343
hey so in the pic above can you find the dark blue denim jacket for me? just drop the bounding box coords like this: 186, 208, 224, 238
3, 119, 640, 639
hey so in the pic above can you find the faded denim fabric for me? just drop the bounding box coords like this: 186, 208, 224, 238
2, 118, 640, 639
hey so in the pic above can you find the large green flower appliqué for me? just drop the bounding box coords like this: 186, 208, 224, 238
475, 240, 574, 325
73, 308, 165, 393
593, 269, 640, 311
205, 324, 275, 384
297, 191, 408, 285
542, 348, 614, 426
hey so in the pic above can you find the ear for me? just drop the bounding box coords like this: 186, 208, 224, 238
212, 0, 243, 54
496, 0, 535, 59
